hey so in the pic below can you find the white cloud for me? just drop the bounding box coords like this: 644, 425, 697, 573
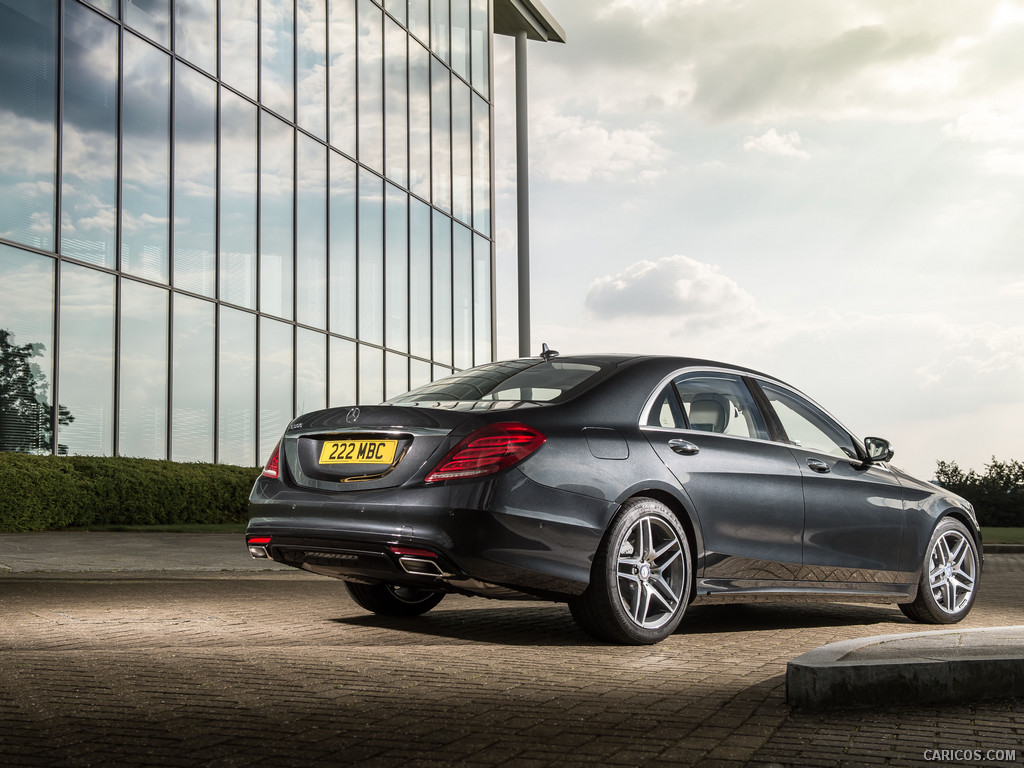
742, 129, 809, 158
585, 255, 761, 330
531, 109, 670, 184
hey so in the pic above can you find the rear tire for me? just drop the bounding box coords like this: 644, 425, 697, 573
569, 497, 692, 645
344, 582, 445, 616
899, 518, 979, 624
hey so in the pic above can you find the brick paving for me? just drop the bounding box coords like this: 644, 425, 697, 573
0, 556, 1021, 767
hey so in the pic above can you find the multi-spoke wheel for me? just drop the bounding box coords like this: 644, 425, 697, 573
899, 518, 980, 624
344, 582, 445, 616
569, 497, 692, 644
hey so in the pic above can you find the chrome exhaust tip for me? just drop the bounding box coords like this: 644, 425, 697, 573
248, 545, 269, 559
398, 556, 450, 578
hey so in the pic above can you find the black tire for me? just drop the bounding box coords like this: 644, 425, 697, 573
344, 582, 445, 616
569, 497, 692, 645
899, 517, 980, 624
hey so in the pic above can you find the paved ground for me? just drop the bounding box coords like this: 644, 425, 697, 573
0, 540, 1022, 767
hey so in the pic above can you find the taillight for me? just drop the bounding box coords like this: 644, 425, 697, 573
261, 442, 281, 479
424, 422, 546, 483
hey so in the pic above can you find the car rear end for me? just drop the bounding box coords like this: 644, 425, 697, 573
246, 357, 621, 600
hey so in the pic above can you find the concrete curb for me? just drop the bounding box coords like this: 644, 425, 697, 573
787, 625, 1024, 709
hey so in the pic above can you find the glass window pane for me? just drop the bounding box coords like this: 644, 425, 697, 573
173, 63, 216, 297
329, 335, 356, 405
262, 0, 295, 120
220, 88, 257, 308
0, 0, 57, 251
470, 0, 488, 97
674, 374, 769, 440
409, 197, 430, 358
297, 0, 327, 140
409, 357, 430, 390
80, 0, 116, 15
119, 280, 168, 459
61, 1, 118, 269
259, 316, 293, 465
473, 232, 491, 364
260, 113, 294, 320
471, 92, 491, 235
126, 0, 169, 46
329, 150, 357, 336
433, 363, 451, 381
172, 294, 214, 462
431, 59, 451, 212
385, 351, 407, 398
296, 328, 327, 415
408, 40, 430, 200
218, 307, 256, 466
450, 0, 469, 80
0, 245, 55, 454
408, 0, 428, 44
220, 0, 257, 98
453, 222, 471, 369
296, 135, 327, 329
328, 0, 356, 157
174, 0, 216, 74
451, 78, 471, 225
432, 210, 451, 365
384, 0, 405, 26
358, 169, 383, 344
358, 343, 382, 404
384, 17, 407, 186
385, 184, 407, 352
357, 0, 383, 171
58, 262, 115, 456
430, 0, 448, 63
122, 33, 170, 283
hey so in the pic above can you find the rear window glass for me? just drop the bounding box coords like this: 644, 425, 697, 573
389, 360, 603, 404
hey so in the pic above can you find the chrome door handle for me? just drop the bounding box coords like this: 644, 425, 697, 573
806, 458, 831, 473
668, 439, 700, 456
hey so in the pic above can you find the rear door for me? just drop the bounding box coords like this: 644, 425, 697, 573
642, 371, 805, 582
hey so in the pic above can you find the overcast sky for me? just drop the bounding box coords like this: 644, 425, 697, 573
490, 0, 1024, 479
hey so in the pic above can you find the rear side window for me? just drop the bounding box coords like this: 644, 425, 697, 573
648, 373, 769, 440
389, 360, 603, 404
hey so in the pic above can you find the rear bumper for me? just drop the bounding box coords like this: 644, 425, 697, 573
247, 469, 616, 599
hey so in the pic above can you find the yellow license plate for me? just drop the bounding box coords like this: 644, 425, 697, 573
319, 439, 398, 465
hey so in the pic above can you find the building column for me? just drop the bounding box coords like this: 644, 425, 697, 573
515, 30, 531, 358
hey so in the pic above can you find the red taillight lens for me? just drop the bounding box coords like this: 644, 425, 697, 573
261, 442, 281, 479
248, 536, 272, 545
424, 422, 546, 483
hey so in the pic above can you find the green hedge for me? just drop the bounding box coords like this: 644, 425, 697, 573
0, 453, 261, 532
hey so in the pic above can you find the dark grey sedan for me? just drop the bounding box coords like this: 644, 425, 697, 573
247, 353, 981, 644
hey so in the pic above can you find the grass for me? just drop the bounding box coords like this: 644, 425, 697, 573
981, 527, 1024, 544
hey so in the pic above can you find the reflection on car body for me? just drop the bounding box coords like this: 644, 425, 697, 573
248, 352, 982, 644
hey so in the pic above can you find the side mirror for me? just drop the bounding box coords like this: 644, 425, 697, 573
864, 436, 894, 463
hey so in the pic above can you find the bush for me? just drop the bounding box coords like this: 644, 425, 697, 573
0, 453, 261, 532
934, 458, 1024, 527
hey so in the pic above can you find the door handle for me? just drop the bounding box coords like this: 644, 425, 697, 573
668, 439, 700, 456
806, 458, 831, 473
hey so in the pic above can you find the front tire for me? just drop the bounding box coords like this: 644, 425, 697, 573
899, 518, 980, 624
570, 497, 692, 645
344, 582, 445, 616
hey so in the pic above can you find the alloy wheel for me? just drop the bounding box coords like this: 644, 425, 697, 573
616, 514, 686, 629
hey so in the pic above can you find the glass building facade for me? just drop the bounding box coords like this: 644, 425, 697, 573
0, 0, 496, 466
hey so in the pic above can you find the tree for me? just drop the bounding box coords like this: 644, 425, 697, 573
0, 328, 73, 454
935, 457, 1024, 527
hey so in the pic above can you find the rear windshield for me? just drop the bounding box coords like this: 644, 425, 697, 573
389, 360, 603, 405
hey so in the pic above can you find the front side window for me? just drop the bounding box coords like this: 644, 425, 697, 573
647, 373, 769, 440
759, 382, 858, 459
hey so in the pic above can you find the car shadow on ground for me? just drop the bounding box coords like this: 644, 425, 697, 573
329, 600, 906, 646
